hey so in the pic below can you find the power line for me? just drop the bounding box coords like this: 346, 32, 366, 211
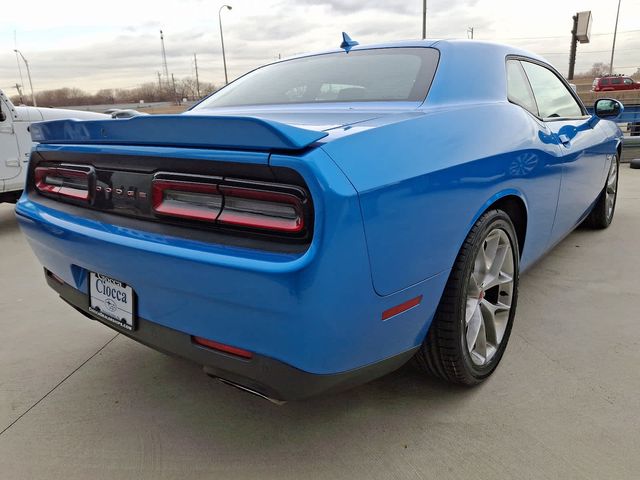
601, 65, 639, 69
540, 48, 637, 55
490, 28, 640, 41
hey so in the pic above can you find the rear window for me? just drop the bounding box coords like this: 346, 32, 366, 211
195, 48, 439, 108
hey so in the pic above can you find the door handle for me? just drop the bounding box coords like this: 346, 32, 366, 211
5, 159, 20, 167
558, 134, 571, 146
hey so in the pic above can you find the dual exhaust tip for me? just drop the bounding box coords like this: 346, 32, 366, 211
206, 373, 287, 406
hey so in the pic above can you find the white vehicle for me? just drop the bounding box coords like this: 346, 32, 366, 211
0, 89, 108, 203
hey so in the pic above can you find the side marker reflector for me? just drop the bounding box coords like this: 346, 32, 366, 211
382, 295, 423, 321
192, 336, 253, 359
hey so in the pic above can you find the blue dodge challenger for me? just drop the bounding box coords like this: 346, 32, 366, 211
16, 38, 623, 401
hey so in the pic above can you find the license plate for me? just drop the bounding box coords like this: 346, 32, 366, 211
88, 272, 136, 330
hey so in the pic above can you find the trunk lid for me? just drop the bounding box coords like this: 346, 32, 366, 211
30, 104, 420, 152
183, 105, 393, 131
30, 114, 329, 152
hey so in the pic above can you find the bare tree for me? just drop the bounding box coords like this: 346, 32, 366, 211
574, 62, 611, 79
95, 89, 116, 104
9, 77, 218, 107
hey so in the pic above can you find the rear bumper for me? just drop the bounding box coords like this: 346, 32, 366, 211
47, 273, 418, 401
17, 192, 448, 376
16, 143, 451, 397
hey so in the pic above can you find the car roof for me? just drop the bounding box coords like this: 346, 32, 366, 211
275, 39, 552, 107
191, 39, 558, 112
283, 38, 545, 62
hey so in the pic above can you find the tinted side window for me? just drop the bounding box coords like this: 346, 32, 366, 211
601, 78, 610, 85
506, 60, 538, 116
521, 62, 583, 119
624, 78, 633, 85
612, 78, 622, 85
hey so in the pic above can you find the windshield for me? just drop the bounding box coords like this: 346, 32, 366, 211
195, 47, 439, 109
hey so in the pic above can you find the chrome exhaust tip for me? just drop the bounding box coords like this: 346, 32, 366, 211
214, 376, 287, 406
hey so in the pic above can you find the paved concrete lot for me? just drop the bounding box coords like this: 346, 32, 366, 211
1, 169, 639, 480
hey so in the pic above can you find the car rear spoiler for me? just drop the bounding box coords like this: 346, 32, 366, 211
30, 115, 328, 151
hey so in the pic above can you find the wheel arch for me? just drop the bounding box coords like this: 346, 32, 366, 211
466, 190, 528, 258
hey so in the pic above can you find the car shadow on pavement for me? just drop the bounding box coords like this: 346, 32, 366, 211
99, 338, 481, 437
123, 348, 483, 463
1, 335, 503, 478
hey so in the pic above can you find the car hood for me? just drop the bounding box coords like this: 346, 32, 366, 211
14, 106, 108, 122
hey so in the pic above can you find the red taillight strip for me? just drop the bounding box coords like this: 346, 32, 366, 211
151, 175, 307, 235
218, 185, 304, 233
34, 166, 91, 201
35, 167, 59, 194
382, 295, 423, 321
152, 179, 221, 221
192, 336, 253, 359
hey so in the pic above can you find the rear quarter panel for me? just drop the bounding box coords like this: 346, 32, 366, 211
323, 102, 564, 296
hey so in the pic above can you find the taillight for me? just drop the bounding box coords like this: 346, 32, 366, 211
35, 165, 92, 202
218, 186, 304, 233
152, 179, 222, 222
151, 174, 307, 235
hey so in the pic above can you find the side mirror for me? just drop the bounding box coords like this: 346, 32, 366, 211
594, 98, 624, 121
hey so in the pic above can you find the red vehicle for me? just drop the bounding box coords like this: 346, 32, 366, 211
592, 75, 640, 92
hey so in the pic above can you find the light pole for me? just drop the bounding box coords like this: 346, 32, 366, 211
14, 49, 36, 107
609, 0, 621, 74
219, 4, 232, 85
422, 0, 427, 39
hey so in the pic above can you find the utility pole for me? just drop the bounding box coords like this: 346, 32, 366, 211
14, 83, 24, 105
567, 11, 592, 80
422, 0, 427, 39
568, 14, 578, 80
219, 5, 232, 85
609, 0, 622, 74
194, 53, 201, 98
14, 49, 36, 107
160, 30, 170, 86
14, 31, 26, 100
157, 72, 162, 89
467, 27, 474, 39
171, 73, 178, 104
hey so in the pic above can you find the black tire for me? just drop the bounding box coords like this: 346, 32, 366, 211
583, 153, 619, 229
414, 209, 520, 385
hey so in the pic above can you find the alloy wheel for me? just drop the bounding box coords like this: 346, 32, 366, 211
605, 156, 618, 221
465, 228, 515, 366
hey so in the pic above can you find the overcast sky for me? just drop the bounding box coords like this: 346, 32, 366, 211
1, 0, 639, 96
